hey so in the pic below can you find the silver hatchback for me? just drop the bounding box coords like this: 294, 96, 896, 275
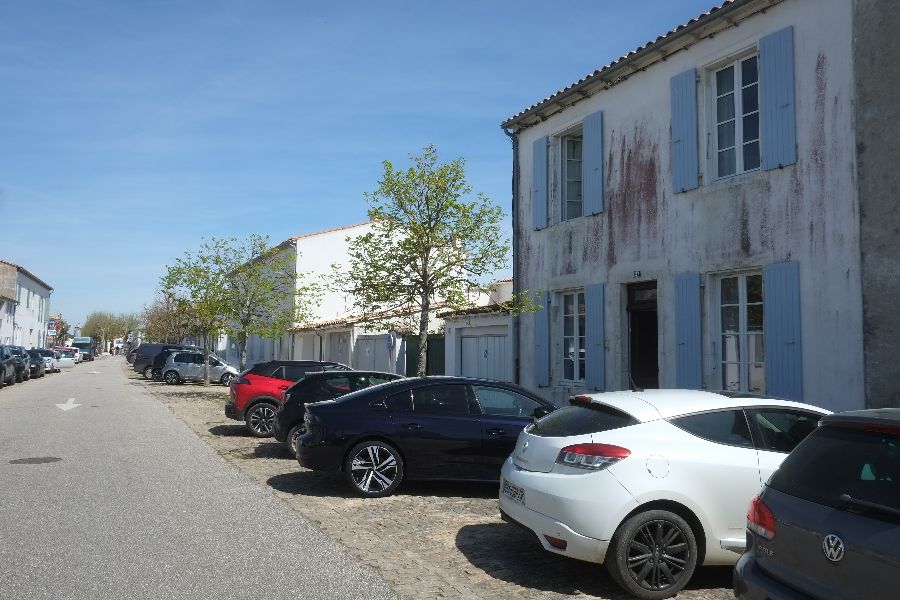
162, 351, 238, 385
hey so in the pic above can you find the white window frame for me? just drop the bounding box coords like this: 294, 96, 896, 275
560, 289, 586, 383
711, 271, 765, 393
708, 52, 760, 180
561, 133, 583, 221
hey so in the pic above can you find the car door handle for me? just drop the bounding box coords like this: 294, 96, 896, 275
486, 427, 506, 436
402, 423, 423, 430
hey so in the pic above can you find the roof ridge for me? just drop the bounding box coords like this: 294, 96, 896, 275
290, 221, 372, 242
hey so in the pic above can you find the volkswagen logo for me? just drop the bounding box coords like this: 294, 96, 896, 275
823, 533, 845, 562
522, 441, 529, 453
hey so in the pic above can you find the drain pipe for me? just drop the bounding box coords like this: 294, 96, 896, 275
503, 125, 521, 384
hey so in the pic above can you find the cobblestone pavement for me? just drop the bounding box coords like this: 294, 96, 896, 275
128, 365, 732, 600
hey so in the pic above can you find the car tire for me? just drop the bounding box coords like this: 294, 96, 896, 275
287, 424, 305, 458
344, 440, 404, 498
163, 370, 181, 385
220, 372, 234, 386
245, 402, 277, 437
143, 366, 154, 380
605, 509, 698, 600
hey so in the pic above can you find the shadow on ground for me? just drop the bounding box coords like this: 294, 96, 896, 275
209, 424, 247, 437
267, 470, 500, 500
455, 522, 733, 598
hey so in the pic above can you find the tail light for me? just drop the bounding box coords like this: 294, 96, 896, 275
555, 443, 630, 470
747, 495, 776, 540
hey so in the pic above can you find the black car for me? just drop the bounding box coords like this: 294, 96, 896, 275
0, 345, 16, 387
27, 350, 46, 378
133, 343, 194, 379
735, 408, 900, 600
7, 346, 31, 383
274, 370, 404, 456
80, 348, 94, 362
297, 376, 555, 497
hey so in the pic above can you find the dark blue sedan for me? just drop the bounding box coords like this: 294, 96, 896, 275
297, 376, 555, 497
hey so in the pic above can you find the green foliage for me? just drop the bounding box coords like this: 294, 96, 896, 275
82, 311, 144, 348
339, 145, 511, 376
160, 235, 320, 375
142, 294, 194, 344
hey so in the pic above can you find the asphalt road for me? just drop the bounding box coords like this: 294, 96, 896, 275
0, 357, 396, 600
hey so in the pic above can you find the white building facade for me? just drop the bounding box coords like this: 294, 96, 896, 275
0, 260, 52, 348
227, 222, 409, 374
503, 0, 891, 412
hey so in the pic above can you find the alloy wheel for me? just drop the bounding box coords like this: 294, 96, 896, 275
247, 404, 275, 436
349, 444, 399, 495
625, 519, 690, 593
164, 371, 180, 385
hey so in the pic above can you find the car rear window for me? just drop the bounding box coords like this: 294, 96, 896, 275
769, 425, 900, 517
528, 404, 638, 437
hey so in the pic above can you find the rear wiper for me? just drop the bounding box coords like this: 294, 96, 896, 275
838, 493, 900, 519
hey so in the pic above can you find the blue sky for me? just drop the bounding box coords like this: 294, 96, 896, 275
0, 0, 717, 327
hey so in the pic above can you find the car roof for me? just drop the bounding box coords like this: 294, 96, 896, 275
821, 408, 900, 428
576, 389, 829, 422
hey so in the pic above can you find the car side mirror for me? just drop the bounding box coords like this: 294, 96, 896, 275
533, 407, 551, 420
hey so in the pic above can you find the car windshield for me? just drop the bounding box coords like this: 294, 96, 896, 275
527, 403, 639, 437
769, 425, 900, 519
58, 350, 74, 357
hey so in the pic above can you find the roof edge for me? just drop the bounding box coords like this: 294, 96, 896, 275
502, 0, 774, 131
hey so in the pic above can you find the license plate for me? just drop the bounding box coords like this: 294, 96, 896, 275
502, 479, 525, 505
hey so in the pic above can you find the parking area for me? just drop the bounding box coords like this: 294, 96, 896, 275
129, 367, 732, 600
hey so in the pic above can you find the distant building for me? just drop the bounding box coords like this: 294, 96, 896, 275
0, 260, 53, 348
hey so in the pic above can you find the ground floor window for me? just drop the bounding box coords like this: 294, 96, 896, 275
561, 290, 585, 382
718, 272, 764, 393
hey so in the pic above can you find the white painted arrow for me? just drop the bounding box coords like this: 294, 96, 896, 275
56, 398, 81, 412
86, 371, 100, 374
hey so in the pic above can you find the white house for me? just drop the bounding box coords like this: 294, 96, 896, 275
229, 222, 412, 374
502, 0, 898, 411
0, 260, 52, 348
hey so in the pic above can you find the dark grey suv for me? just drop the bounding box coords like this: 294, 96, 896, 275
734, 408, 900, 600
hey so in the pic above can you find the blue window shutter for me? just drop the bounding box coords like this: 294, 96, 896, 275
763, 261, 802, 400
670, 69, 699, 194
532, 136, 548, 230
584, 283, 605, 390
583, 111, 604, 215
760, 26, 797, 170
534, 291, 550, 387
675, 273, 703, 388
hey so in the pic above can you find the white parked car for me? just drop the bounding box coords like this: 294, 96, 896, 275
499, 389, 829, 600
55, 348, 76, 369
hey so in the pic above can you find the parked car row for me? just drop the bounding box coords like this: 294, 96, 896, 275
292, 381, 892, 599
0, 345, 79, 388
138, 347, 899, 599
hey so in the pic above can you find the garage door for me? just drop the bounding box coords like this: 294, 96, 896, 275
354, 335, 393, 372
460, 335, 509, 381
328, 332, 350, 366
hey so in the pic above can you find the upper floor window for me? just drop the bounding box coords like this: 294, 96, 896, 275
561, 134, 583, 220
715, 55, 760, 178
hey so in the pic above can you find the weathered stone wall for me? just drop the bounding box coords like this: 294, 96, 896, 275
514, 0, 864, 411
854, 0, 900, 408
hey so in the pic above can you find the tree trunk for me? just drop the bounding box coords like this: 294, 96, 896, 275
202, 335, 210, 386
417, 294, 430, 377
239, 333, 247, 371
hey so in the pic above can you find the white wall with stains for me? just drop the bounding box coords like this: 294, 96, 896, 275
513, 0, 864, 411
